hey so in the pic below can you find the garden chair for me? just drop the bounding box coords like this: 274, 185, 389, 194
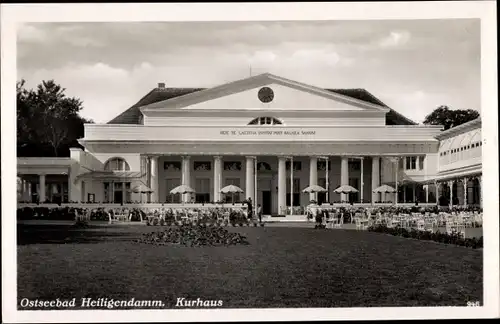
326, 214, 339, 229
416, 219, 425, 231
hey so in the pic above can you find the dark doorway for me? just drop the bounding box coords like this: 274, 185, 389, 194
262, 191, 272, 215
114, 191, 123, 204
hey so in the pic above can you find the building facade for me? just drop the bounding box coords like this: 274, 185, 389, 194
17, 73, 483, 214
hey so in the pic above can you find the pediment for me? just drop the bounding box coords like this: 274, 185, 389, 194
140, 73, 389, 113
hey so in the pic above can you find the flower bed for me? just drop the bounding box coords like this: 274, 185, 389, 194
17, 207, 82, 221
137, 224, 250, 247
367, 225, 483, 249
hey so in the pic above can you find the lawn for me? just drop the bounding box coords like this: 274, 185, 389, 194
17, 223, 483, 309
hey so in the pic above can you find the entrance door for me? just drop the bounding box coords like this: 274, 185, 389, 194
114, 191, 123, 204
262, 191, 272, 215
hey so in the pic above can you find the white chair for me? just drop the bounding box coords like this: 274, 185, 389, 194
326, 216, 338, 229
416, 219, 425, 231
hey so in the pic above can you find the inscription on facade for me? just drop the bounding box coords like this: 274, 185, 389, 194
220, 130, 316, 136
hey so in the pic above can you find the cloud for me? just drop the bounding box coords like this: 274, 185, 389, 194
17, 24, 47, 43
16, 20, 480, 124
378, 31, 411, 48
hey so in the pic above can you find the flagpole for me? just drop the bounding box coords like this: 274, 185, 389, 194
290, 156, 294, 215
254, 157, 257, 219
326, 157, 329, 203
395, 157, 399, 206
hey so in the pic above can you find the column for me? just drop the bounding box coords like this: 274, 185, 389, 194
23, 180, 30, 201
213, 156, 222, 202
150, 156, 159, 203
325, 157, 330, 203
290, 157, 294, 213
146, 157, 151, 203
360, 157, 364, 203
341, 156, 349, 202
278, 157, 286, 215
413, 182, 416, 203
371, 157, 380, 203
245, 156, 255, 203
39, 174, 46, 203
181, 156, 191, 203
434, 181, 439, 206
463, 177, 468, 208
68, 176, 72, 203
309, 156, 318, 202
425, 184, 429, 203
448, 180, 454, 208
479, 175, 483, 208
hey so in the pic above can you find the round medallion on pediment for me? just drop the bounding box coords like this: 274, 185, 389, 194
258, 87, 274, 103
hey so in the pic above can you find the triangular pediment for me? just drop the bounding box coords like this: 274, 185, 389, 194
139, 73, 390, 112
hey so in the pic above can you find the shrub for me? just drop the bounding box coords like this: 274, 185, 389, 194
367, 225, 482, 249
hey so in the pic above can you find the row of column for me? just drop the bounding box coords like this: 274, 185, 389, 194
148, 155, 383, 211
19, 174, 47, 202
433, 176, 482, 208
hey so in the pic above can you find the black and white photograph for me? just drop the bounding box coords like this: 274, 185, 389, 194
1, 2, 498, 322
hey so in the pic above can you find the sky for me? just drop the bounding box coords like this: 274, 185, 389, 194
17, 19, 481, 124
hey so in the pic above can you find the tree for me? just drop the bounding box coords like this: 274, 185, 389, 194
17, 80, 93, 157
423, 105, 480, 130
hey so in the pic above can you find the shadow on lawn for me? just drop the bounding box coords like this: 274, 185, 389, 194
17, 224, 138, 245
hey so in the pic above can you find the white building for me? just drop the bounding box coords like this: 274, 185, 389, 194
17, 73, 482, 214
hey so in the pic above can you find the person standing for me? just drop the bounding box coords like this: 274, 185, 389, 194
245, 197, 253, 220
257, 204, 262, 223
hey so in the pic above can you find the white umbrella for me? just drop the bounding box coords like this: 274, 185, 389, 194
170, 184, 196, 195
132, 184, 153, 193
372, 184, 396, 193
302, 184, 327, 193
220, 185, 243, 204
333, 185, 359, 194
220, 185, 244, 194
132, 184, 153, 203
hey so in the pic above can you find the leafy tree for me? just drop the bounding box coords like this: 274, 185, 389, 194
423, 105, 479, 130
16, 79, 93, 157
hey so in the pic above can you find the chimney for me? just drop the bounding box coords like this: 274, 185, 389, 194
158, 82, 165, 89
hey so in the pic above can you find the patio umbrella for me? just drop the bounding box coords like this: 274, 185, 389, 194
220, 185, 244, 194
132, 184, 153, 203
372, 184, 396, 193
132, 184, 153, 193
333, 185, 359, 194
170, 184, 196, 195
220, 185, 243, 204
302, 184, 327, 193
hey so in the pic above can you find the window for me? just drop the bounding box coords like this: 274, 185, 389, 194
195, 178, 210, 203
104, 181, 131, 203
286, 161, 302, 171
349, 160, 361, 172
419, 156, 424, 170
248, 117, 283, 125
405, 156, 417, 170
104, 158, 130, 171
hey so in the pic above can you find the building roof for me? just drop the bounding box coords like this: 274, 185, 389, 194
435, 117, 481, 140
107, 84, 417, 126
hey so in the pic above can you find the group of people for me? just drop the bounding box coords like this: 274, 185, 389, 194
243, 197, 263, 222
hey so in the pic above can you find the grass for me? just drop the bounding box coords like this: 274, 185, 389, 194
17, 223, 483, 309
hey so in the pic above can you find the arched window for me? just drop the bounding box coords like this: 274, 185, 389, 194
104, 157, 130, 171
248, 117, 283, 126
